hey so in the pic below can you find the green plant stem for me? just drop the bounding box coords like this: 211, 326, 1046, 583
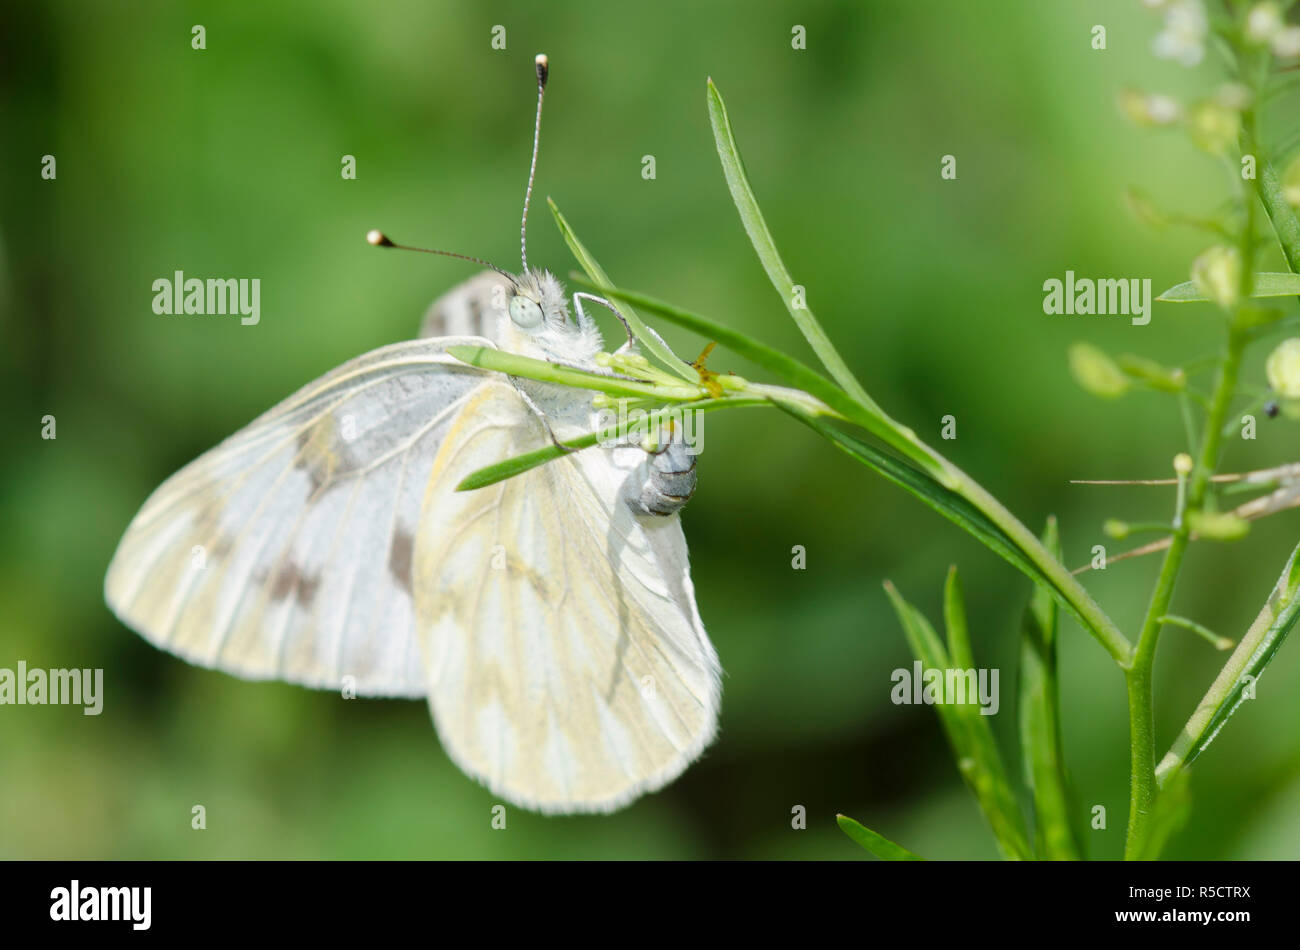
1124, 87, 1267, 858
1124, 192, 1255, 859
1123, 333, 1245, 858
1157, 614, 1234, 651
1220, 392, 1269, 437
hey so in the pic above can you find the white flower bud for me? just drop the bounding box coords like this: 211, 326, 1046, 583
1272, 26, 1300, 58
1118, 89, 1182, 126
1153, 0, 1208, 67
1246, 3, 1284, 43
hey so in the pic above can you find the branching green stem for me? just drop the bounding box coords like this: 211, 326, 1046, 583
1123, 326, 1247, 858
1124, 92, 1262, 855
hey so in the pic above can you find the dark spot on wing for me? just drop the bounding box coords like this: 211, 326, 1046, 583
296, 573, 321, 608
268, 562, 321, 607
389, 528, 414, 595
209, 534, 235, 559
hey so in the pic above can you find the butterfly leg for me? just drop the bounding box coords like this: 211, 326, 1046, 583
508, 375, 578, 454
572, 293, 697, 369
573, 292, 635, 348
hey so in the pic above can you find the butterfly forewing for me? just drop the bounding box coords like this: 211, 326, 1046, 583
104, 337, 495, 697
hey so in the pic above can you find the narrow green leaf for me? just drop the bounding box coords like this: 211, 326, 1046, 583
884, 581, 1032, 860
836, 814, 923, 861
941, 571, 1033, 859
1156, 272, 1300, 301
1157, 541, 1300, 782
706, 78, 877, 412
1030, 517, 1061, 643
455, 397, 767, 491
1249, 135, 1300, 276
1116, 354, 1186, 393
785, 407, 1099, 645
944, 567, 974, 671
1019, 517, 1082, 860
572, 279, 953, 484
447, 345, 701, 400
547, 198, 698, 383
457, 433, 599, 491
884, 582, 952, 675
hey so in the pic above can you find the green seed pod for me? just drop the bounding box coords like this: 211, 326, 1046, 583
1117, 354, 1186, 393
1068, 343, 1129, 399
1266, 338, 1300, 397
1187, 510, 1250, 542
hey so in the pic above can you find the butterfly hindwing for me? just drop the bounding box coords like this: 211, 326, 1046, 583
414, 380, 721, 813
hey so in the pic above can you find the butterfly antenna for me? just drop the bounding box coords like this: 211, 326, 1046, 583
520, 53, 548, 273
365, 230, 516, 284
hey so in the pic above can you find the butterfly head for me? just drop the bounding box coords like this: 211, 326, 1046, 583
503, 268, 602, 365
508, 268, 569, 333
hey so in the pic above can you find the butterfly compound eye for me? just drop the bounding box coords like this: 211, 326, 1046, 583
508, 294, 545, 329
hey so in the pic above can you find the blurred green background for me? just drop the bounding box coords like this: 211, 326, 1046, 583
3, 0, 1299, 859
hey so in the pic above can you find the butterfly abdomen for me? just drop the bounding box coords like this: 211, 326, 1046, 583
637, 441, 697, 516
